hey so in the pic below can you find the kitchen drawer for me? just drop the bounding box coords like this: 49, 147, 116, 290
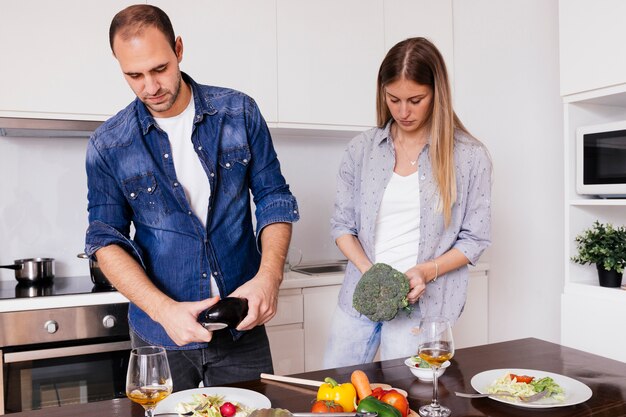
266, 289, 303, 327
266, 323, 305, 375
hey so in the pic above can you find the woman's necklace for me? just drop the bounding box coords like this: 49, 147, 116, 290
392, 124, 426, 166
396, 138, 418, 166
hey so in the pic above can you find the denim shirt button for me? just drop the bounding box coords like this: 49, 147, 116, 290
225, 163, 231, 168
213, 271, 218, 276
174, 182, 179, 187
130, 192, 136, 198
210, 173, 215, 177
198, 146, 203, 151
202, 272, 207, 278
243, 159, 248, 163
164, 153, 169, 159
294, 210, 298, 214
147, 187, 152, 192
187, 211, 192, 215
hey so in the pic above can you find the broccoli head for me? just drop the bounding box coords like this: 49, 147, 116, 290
352, 263, 411, 322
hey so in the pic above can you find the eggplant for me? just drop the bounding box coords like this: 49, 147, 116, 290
198, 297, 249, 331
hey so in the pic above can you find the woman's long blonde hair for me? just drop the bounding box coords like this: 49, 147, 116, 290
376, 37, 469, 227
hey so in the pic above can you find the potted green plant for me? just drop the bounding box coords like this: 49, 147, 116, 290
571, 220, 626, 288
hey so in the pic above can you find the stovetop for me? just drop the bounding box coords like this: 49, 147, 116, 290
0, 276, 117, 300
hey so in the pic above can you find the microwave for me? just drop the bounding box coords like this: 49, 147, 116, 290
577, 120, 626, 197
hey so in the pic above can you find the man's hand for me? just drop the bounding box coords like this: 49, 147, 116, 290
153, 296, 220, 346
230, 270, 281, 331
229, 222, 291, 331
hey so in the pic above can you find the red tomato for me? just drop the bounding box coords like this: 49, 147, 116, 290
509, 374, 534, 384
380, 390, 409, 417
311, 400, 344, 413
370, 387, 385, 400
220, 402, 237, 417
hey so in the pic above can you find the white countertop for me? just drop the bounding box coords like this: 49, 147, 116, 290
0, 263, 488, 313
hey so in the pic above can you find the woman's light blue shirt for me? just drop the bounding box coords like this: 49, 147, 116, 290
331, 122, 492, 323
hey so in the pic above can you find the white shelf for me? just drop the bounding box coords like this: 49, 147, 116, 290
569, 199, 626, 206
564, 282, 626, 302
563, 82, 626, 106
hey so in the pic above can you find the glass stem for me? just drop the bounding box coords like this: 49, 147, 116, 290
431, 366, 441, 409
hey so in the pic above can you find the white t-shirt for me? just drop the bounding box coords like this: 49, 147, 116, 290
154, 93, 211, 227
154, 93, 220, 296
374, 171, 421, 273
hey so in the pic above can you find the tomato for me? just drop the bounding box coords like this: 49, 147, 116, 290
509, 374, 534, 384
220, 402, 237, 417
380, 390, 409, 417
370, 387, 385, 400
311, 400, 344, 413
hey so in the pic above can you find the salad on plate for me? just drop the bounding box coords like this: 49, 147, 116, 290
175, 393, 253, 417
486, 372, 565, 403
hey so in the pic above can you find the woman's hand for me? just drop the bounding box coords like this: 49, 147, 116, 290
404, 264, 429, 304
335, 234, 373, 274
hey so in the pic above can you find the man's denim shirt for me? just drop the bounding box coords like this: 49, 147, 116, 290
84, 73, 299, 349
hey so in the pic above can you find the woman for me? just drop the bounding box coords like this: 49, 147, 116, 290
324, 37, 491, 367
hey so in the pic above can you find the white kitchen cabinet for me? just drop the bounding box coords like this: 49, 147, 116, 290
266, 289, 305, 375
560, 92, 626, 361
303, 284, 341, 372
266, 324, 305, 375
0, 1, 454, 130
562, 291, 626, 363
275, 0, 454, 130
383, 0, 454, 84
276, 0, 385, 129
559, 0, 626, 96
149, 0, 279, 123
267, 284, 342, 375
559, 1, 626, 359
0, 0, 136, 120
453, 268, 488, 349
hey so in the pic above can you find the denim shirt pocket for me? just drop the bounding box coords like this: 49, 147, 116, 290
218, 146, 251, 196
122, 172, 169, 225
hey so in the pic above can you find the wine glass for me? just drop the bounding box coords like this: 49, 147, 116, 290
417, 317, 455, 417
126, 346, 173, 417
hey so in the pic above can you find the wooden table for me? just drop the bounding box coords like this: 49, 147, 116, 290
9, 338, 626, 417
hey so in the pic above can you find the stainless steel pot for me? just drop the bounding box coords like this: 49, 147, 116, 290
0, 258, 55, 283
77, 253, 115, 288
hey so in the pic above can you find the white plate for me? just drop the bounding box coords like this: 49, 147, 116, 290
154, 387, 271, 414
470, 368, 592, 409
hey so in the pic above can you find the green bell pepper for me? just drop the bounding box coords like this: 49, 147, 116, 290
356, 395, 402, 417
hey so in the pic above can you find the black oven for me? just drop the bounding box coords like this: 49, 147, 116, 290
0, 303, 131, 414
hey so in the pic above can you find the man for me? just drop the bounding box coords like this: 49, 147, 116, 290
84, 4, 299, 390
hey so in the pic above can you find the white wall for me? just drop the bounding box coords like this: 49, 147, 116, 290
452, 0, 563, 343
0, 136, 90, 280
272, 131, 351, 264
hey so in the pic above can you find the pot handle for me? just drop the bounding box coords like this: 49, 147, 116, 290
0, 264, 22, 270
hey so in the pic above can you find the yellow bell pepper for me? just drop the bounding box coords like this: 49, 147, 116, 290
317, 377, 357, 412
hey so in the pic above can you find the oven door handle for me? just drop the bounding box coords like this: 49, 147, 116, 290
3, 340, 131, 363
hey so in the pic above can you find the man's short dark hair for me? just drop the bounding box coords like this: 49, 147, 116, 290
109, 4, 176, 53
